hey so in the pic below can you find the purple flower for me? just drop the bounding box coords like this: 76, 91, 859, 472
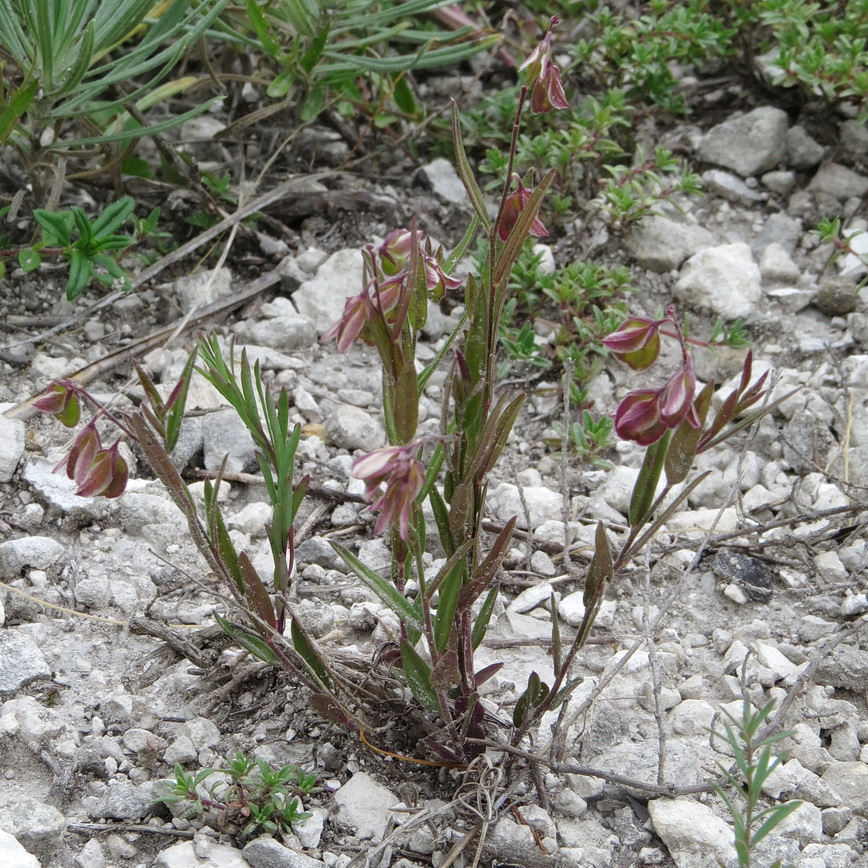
353, 443, 425, 540
518, 16, 569, 114
497, 176, 549, 242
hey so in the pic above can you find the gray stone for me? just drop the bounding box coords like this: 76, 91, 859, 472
808, 163, 868, 200
326, 404, 384, 452
814, 277, 859, 316
203, 408, 259, 473
293, 248, 365, 333
74, 576, 112, 609
74, 839, 105, 868
647, 798, 736, 868
815, 644, 868, 693
296, 537, 340, 569
0, 829, 39, 868
838, 226, 868, 279
751, 211, 802, 257
175, 267, 234, 313
182, 716, 220, 750
698, 107, 788, 176
762, 758, 842, 807
333, 771, 397, 841
0, 630, 52, 695
292, 806, 327, 849
625, 216, 715, 272
675, 243, 762, 319
415, 157, 466, 205
760, 170, 796, 194
786, 125, 826, 170
233, 315, 316, 352
558, 594, 616, 629
89, 780, 156, 820
489, 482, 563, 529
759, 243, 800, 285
840, 119, 868, 157
117, 492, 184, 535
702, 169, 764, 204
821, 762, 868, 813
244, 836, 324, 868
0, 792, 65, 855
0, 536, 64, 578
0, 416, 25, 482
154, 840, 248, 868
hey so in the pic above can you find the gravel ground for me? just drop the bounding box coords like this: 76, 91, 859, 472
1, 60, 868, 868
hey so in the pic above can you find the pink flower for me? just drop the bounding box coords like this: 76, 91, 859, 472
614, 360, 700, 446
320, 289, 371, 353
614, 390, 668, 447
56, 425, 129, 498
518, 16, 569, 114
34, 380, 80, 427
420, 249, 461, 301
602, 318, 662, 371
353, 443, 425, 540
497, 176, 549, 242
658, 358, 700, 428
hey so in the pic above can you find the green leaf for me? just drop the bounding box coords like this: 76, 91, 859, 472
290, 617, 331, 688
583, 521, 613, 610
239, 551, 275, 629
165, 347, 198, 452
267, 72, 294, 98
400, 640, 439, 712
34, 209, 71, 247
628, 431, 670, 528
66, 250, 90, 299
18, 248, 41, 273
665, 381, 712, 486
391, 73, 416, 115
451, 101, 489, 228
245, 0, 279, 57
91, 196, 135, 237
471, 585, 498, 650
215, 613, 280, 665
0, 79, 38, 145
330, 542, 423, 631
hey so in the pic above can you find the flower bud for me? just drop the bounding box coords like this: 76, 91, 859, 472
34, 381, 80, 427
518, 16, 569, 114
497, 176, 549, 242
602, 319, 661, 371
658, 358, 698, 428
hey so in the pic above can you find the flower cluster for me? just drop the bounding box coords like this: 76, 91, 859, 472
321, 229, 459, 353
352, 443, 425, 540
58, 424, 128, 498
603, 311, 700, 446
34, 381, 129, 498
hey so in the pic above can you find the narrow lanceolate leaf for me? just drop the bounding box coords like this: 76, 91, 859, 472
664, 381, 712, 487
290, 618, 331, 688
458, 516, 516, 609
583, 521, 613, 610
239, 551, 276, 629
400, 640, 439, 713
433, 559, 463, 654
164, 346, 198, 452
330, 542, 423, 631
452, 101, 489, 228
628, 431, 670, 528
215, 614, 280, 665
471, 585, 498, 649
